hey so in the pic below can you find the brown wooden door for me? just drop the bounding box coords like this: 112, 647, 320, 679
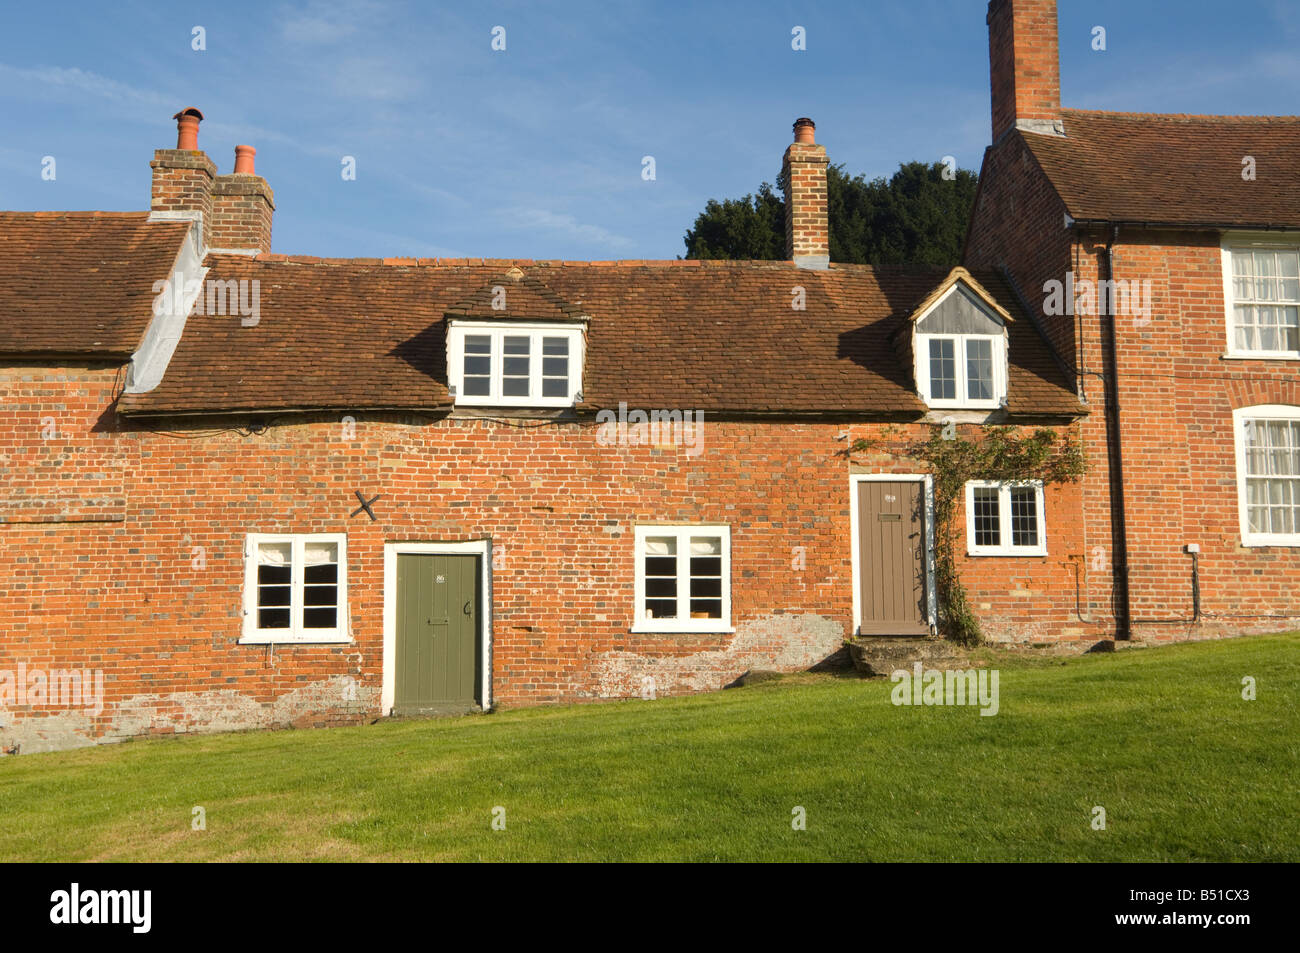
856, 480, 929, 635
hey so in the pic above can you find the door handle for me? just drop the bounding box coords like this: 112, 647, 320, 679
463, 600, 472, 616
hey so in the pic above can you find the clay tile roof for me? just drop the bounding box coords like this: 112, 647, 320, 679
0, 212, 191, 356
1023, 109, 1300, 228
444, 270, 589, 321
116, 256, 1083, 419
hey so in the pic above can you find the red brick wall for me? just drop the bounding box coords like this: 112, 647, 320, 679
966, 132, 1076, 366
1071, 228, 1300, 641
1, 367, 1091, 750
987, 0, 1061, 142
968, 137, 1300, 644
150, 150, 216, 248
782, 141, 829, 262
211, 175, 273, 253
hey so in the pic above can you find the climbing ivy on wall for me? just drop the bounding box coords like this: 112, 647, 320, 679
849, 426, 1086, 646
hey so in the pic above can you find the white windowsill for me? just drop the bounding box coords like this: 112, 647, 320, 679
630, 624, 736, 635
239, 634, 353, 645
1222, 352, 1300, 362
967, 548, 1048, 558
1240, 537, 1300, 548
453, 397, 578, 408
926, 401, 1004, 411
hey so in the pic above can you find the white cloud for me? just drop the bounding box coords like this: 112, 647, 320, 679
506, 208, 634, 249
0, 63, 169, 108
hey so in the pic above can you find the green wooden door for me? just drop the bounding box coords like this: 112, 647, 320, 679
395, 553, 481, 713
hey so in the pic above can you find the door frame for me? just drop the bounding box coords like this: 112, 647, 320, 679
849, 474, 937, 636
382, 539, 493, 714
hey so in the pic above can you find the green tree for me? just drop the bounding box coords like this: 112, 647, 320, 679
683, 161, 978, 266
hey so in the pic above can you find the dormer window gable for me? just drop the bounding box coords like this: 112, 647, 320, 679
444, 270, 588, 409
911, 270, 1011, 411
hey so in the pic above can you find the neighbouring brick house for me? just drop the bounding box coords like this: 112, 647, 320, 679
967, 0, 1300, 642
1, 0, 1294, 752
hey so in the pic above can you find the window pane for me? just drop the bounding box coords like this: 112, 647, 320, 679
973, 487, 1001, 547
302, 607, 337, 628
1010, 486, 1039, 547
966, 338, 994, 401
501, 335, 530, 397
929, 339, 956, 400
259, 608, 291, 629
302, 541, 338, 628
1233, 306, 1255, 351
256, 571, 291, 604
688, 536, 723, 618
256, 542, 292, 628
1283, 307, 1300, 352
643, 536, 677, 619
463, 334, 492, 396
540, 336, 570, 399
689, 600, 723, 618
1244, 418, 1300, 536
644, 556, 676, 576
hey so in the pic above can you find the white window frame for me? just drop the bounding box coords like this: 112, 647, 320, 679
447, 320, 586, 407
1234, 405, 1300, 547
916, 333, 1007, 409
241, 533, 349, 644
1221, 239, 1300, 360
631, 524, 733, 633
964, 481, 1047, 557
381, 539, 493, 715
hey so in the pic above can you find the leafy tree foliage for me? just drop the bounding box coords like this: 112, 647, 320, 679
683, 161, 978, 266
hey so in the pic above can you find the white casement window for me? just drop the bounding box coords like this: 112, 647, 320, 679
1223, 245, 1300, 358
632, 525, 732, 632
964, 481, 1047, 556
917, 334, 1006, 409
242, 534, 349, 643
1235, 406, 1300, 546
447, 321, 585, 407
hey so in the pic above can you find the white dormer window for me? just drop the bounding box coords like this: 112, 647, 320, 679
913, 282, 1008, 410
918, 335, 1004, 408
447, 321, 585, 407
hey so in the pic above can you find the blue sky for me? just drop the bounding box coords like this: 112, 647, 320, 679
2, 0, 1298, 260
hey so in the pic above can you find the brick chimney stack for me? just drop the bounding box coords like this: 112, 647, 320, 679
782, 117, 829, 270
148, 109, 275, 255
987, 0, 1063, 142
150, 108, 217, 248
211, 145, 275, 254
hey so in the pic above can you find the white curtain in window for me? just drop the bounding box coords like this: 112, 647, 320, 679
690, 537, 721, 555
643, 537, 676, 555
304, 542, 338, 566
257, 542, 292, 566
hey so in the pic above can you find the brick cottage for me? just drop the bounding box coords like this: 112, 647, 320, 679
2, 0, 1296, 752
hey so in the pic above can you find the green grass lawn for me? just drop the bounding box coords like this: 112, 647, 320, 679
2, 634, 1296, 862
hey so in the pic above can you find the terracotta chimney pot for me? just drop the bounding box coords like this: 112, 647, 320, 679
233, 145, 256, 175
173, 107, 204, 151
